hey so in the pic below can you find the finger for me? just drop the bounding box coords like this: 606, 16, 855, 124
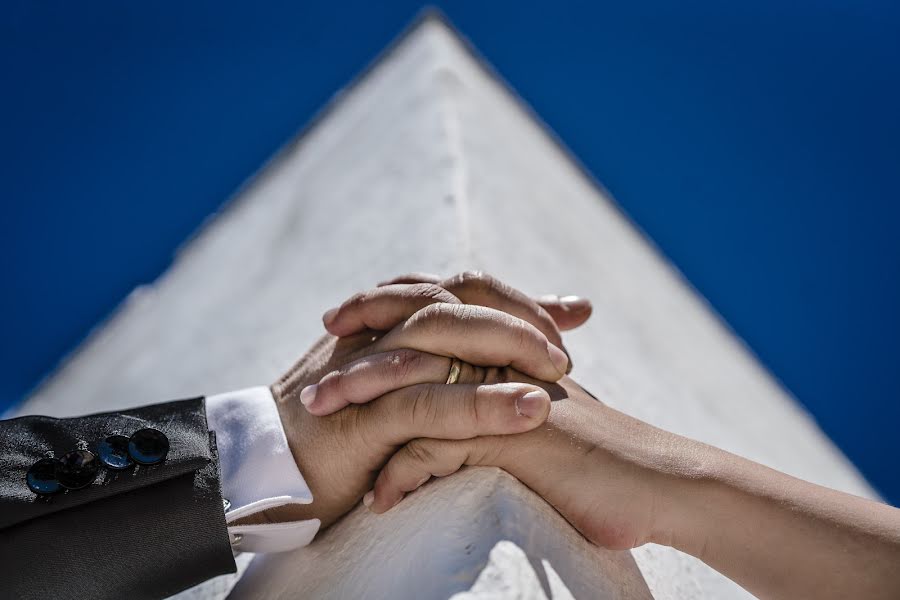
376, 271, 591, 335
302, 349, 452, 416
372, 303, 569, 381
324, 282, 569, 361
439, 271, 565, 350
536, 295, 593, 331
326, 281, 565, 359
323, 284, 460, 337
362, 382, 549, 446
365, 438, 483, 513
377, 273, 442, 287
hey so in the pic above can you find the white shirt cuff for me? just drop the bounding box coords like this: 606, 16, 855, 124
206, 386, 320, 553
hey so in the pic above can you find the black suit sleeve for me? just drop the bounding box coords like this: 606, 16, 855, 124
0, 398, 236, 600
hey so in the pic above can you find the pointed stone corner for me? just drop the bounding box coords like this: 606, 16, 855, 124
228, 468, 651, 599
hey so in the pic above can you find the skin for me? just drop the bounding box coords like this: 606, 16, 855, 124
253, 272, 591, 529
317, 276, 900, 600
370, 379, 900, 600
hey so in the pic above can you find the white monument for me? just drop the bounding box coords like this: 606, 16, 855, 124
16, 12, 877, 599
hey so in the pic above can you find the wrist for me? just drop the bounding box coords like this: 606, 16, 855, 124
545, 380, 724, 552
271, 388, 351, 528
651, 443, 760, 571
272, 382, 306, 473
643, 434, 730, 554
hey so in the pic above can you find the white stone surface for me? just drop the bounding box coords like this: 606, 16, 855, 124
448, 540, 576, 600
15, 14, 877, 599
230, 468, 649, 600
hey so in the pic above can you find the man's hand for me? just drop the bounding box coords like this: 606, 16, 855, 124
266, 272, 592, 529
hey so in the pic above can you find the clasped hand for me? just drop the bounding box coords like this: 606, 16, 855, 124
263, 271, 900, 600
264, 271, 588, 529
273, 271, 682, 552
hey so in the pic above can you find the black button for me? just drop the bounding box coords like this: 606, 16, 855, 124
98, 434, 133, 470
128, 428, 169, 465
26, 458, 63, 495
57, 450, 100, 490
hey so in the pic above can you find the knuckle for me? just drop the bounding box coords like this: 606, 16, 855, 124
343, 290, 370, 311
455, 303, 481, 327
471, 437, 503, 465
335, 404, 362, 438
466, 386, 481, 427
410, 385, 441, 429
447, 304, 483, 338
410, 302, 484, 338
458, 362, 486, 385
405, 439, 437, 465
515, 321, 532, 349
409, 283, 458, 304
511, 317, 536, 350
317, 369, 346, 401
412, 303, 453, 334
415, 301, 447, 323
491, 310, 530, 349
482, 366, 507, 384
354, 407, 383, 450
389, 349, 425, 383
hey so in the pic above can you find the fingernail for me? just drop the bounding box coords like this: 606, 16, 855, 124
363, 490, 374, 508
300, 384, 318, 408
547, 342, 569, 375
559, 296, 590, 311
322, 308, 339, 326
515, 390, 547, 418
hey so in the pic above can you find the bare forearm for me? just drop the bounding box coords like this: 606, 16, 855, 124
663, 443, 900, 599
365, 378, 900, 598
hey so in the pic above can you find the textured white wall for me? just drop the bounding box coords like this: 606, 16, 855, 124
17, 15, 875, 599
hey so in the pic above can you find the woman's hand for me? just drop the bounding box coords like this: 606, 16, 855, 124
307, 273, 900, 600
366, 377, 681, 550
367, 379, 900, 600
266, 272, 592, 529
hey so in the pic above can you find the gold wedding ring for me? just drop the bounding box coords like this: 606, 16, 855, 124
445, 358, 462, 385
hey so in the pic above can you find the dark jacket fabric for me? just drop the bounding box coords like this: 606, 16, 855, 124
0, 398, 236, 599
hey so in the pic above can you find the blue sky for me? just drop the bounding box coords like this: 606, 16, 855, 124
2, 1, 899, 502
